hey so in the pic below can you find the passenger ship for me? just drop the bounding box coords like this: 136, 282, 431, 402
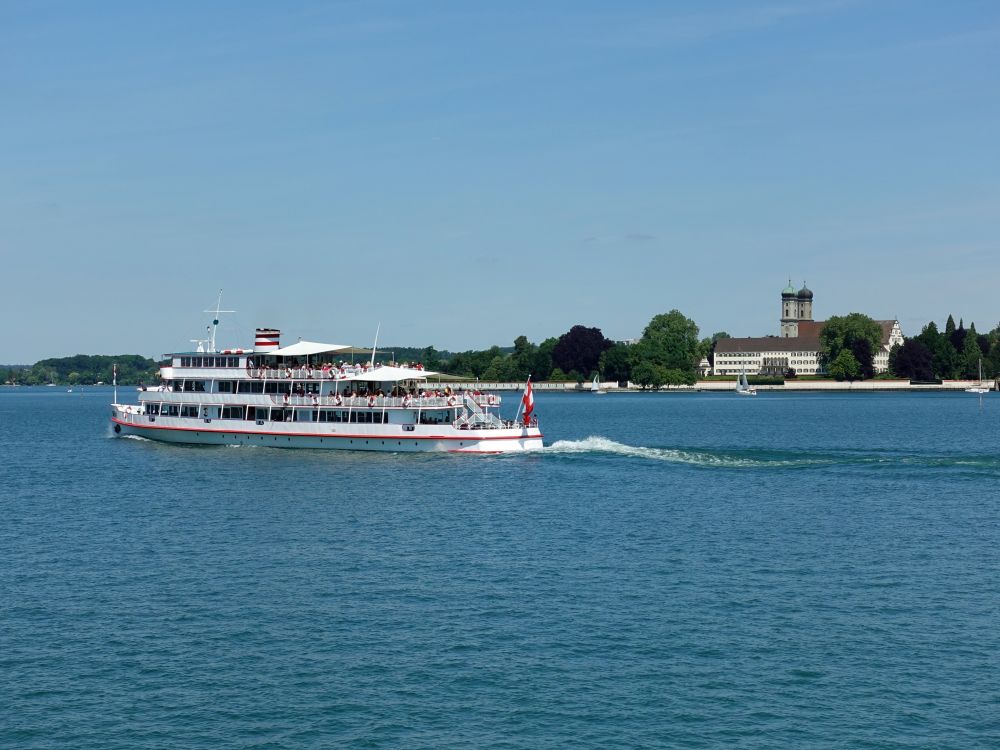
111, 326, 543, 453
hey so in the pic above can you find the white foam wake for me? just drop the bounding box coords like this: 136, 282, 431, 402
540, 436, 821, 469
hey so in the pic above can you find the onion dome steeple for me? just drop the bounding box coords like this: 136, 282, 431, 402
797, 282, 813, 300
782, 279, 796, 298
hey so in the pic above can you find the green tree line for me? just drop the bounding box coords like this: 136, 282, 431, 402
816, 312, 1000, 382
889, 315, 1000, 382
3, 355, 159, 386
414, 310, 715, 389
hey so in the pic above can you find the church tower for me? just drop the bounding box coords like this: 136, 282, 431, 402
797, 283, 813, 322
780, 280, 799, 337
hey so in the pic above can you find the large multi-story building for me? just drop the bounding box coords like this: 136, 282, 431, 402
713, 282, 904, 376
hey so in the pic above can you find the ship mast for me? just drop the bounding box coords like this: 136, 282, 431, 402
204, 289, 236, 353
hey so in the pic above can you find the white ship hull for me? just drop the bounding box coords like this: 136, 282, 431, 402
112, 408, 543, 453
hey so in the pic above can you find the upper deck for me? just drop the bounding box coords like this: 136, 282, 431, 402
160, 356, 431, 383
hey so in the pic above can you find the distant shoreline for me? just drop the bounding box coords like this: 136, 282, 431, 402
371, 379, 994, 393
3, 380, 993, 393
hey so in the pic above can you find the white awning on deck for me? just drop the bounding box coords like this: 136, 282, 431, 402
343, 365, 437, 382
270, 341, 351, 357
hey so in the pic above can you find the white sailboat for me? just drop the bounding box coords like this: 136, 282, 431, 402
735, 368, 757, 396
966, 358, 989, 394
591, 374, 607, 395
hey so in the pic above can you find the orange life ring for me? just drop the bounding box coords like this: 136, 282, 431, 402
368, 396, 376, 408
447, 396, 457, 406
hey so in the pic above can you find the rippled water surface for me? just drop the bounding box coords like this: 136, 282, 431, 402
3, 387, 1000, 748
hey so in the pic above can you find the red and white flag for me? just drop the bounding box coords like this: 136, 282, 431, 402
521, 377, 534, 425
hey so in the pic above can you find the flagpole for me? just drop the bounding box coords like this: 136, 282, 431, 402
515, 374, 530, 425
113, 363, 118, 405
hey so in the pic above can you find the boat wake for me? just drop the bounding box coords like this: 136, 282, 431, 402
537, 436, 1000, 473
540, 436, 827, 469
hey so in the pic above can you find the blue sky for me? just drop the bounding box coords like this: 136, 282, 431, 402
3, 0, 999, 361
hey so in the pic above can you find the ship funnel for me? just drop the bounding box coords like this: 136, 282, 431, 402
254, 328, 281, 352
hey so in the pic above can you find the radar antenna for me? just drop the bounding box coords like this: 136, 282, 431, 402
204, 289, 236, 353
190, 328, 210, 353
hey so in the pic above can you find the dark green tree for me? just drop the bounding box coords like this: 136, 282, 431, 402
530, 337, 558, 381
828, 349, 861, 381
442, 346, 505, 378
419, 346, 442, 371
599, 343, 632, 385
819, 314, 883, 378
950, 318, 967, 351
849, 337, 876, 379
632, 310, 701, 377
662, 368, 696, 386
961, 329, 984, 379
985, 340, 1000, 380
510, 335, 536, 379
966, 322, 990, 358
915, 321, 958, 379
945, 314, 956, 338
631, 361, 666, 390
552, 326, 612, 377
890, 339, 935, 381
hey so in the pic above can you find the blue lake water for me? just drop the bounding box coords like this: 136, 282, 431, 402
2, 387, 999, 748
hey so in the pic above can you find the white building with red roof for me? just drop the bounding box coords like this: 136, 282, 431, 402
713, 283, 904, 376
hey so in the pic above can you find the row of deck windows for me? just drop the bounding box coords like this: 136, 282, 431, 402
177, 357, 241, 368
166, 380, 368, 395
168, 380, 313, 394
147, 403, 394, 423
718, 352, 815, 359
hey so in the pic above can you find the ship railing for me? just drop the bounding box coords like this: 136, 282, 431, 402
115, 404, 143, 424
453, 413, 507, 430
267, 394, 502, 409
452, 412, 534, 429
247, 366, 392, 380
